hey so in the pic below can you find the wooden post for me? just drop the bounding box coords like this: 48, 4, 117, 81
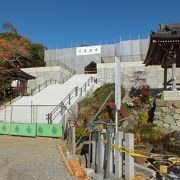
88, 132, 92, 168
172, 52, 177, 91
72, 126, 76, 156
164, 66, 167, 90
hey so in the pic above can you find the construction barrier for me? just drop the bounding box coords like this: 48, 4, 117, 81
0, 122, 11, 135
37, 124, 62, 137
11, 123, 36, 137
0, 121, 62, 138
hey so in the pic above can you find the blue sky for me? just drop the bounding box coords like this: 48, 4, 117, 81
0, 0, 179, 49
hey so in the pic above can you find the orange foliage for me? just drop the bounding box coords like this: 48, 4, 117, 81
0, 36, 31, 67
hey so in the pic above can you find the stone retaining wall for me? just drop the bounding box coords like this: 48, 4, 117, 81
97, 62, 180, 90
153, 99, 180, 131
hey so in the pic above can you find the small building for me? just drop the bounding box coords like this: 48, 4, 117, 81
144, 23, 180, 100
10, 68, 36, 96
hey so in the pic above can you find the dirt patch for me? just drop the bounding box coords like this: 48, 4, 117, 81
0, 136, 74, 180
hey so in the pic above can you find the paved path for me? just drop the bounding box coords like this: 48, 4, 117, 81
0, 136, 75, 180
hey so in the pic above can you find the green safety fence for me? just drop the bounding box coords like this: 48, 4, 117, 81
0, 121, 62, 138
37, 124, 62, 137
11, 123, 36, 137
0, 122, 11, 135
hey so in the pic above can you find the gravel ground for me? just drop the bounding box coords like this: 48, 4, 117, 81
0, 136, 75, 180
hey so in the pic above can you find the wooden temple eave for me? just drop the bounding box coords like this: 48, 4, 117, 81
151, 37, 180, 46
145, 23, 180, 91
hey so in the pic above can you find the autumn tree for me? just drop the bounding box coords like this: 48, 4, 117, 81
0, 35, 31, 68
0, 22, 46, 102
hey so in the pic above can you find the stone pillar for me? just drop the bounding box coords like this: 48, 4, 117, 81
91, 139, 96, 169
115, 132, 123, 178
172, 52, 177, 91
125, 133, 134, 180
99, 133, 105, 171
97, 131, 101, 173
164, 66, 167, 90
105, 131, 111, 179
109, 139, 113, 174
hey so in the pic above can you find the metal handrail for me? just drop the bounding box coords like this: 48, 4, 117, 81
58, 60, 76, 75
30, 78, 61, 96
47, 76, 97, 123
0, 77, 68, 110
50, 87, 77, 117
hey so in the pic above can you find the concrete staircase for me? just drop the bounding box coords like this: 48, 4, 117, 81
0, 74, 96, 124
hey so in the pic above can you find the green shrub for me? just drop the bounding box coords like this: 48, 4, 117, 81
130, 123, 165, 145
139, 112, 149, 125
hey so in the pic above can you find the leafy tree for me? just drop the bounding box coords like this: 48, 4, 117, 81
0, 22, 46, 102
29, 43, 46, 67
0, 22, 46, 68
0, 36, 31, 68
0, 76, 12, 99
2, 22, 17, 34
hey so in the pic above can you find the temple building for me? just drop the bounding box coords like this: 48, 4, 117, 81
144, 23, 180, 99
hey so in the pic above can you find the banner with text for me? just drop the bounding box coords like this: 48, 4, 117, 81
76, 45, 101, 56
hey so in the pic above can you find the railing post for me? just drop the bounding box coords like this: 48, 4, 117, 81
38, 85, 40, 92
68, 94, 71, 105
31, 101, 33, 124
75, 86, 78, 97
80, 87, 82, 96
85, 83, 87, 92
46, 81, 48, 87
4, 106, 7, 122
10, 106, 13, 124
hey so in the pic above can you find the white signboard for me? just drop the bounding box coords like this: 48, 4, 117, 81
115, 57, 121, 110
76, 45, 101, 56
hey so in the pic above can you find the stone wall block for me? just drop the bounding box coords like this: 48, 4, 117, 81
164, 124, 170, 129
155, 107, 162, 112
164, 115, 175, 125
169, 108, 175, 116
155, 99, 167, 107
154, 112, 161, 116
161, 107, 170, 113
169, 125, 180, 131
176, 120, 180, 126
163, 101, 172, 107
175, 109, 180, 114
173, 114, 180, 121
153, 121, 164, 127
173, 101, 180, 108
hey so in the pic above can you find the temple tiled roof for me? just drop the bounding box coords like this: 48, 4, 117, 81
144, 23, 180, 67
